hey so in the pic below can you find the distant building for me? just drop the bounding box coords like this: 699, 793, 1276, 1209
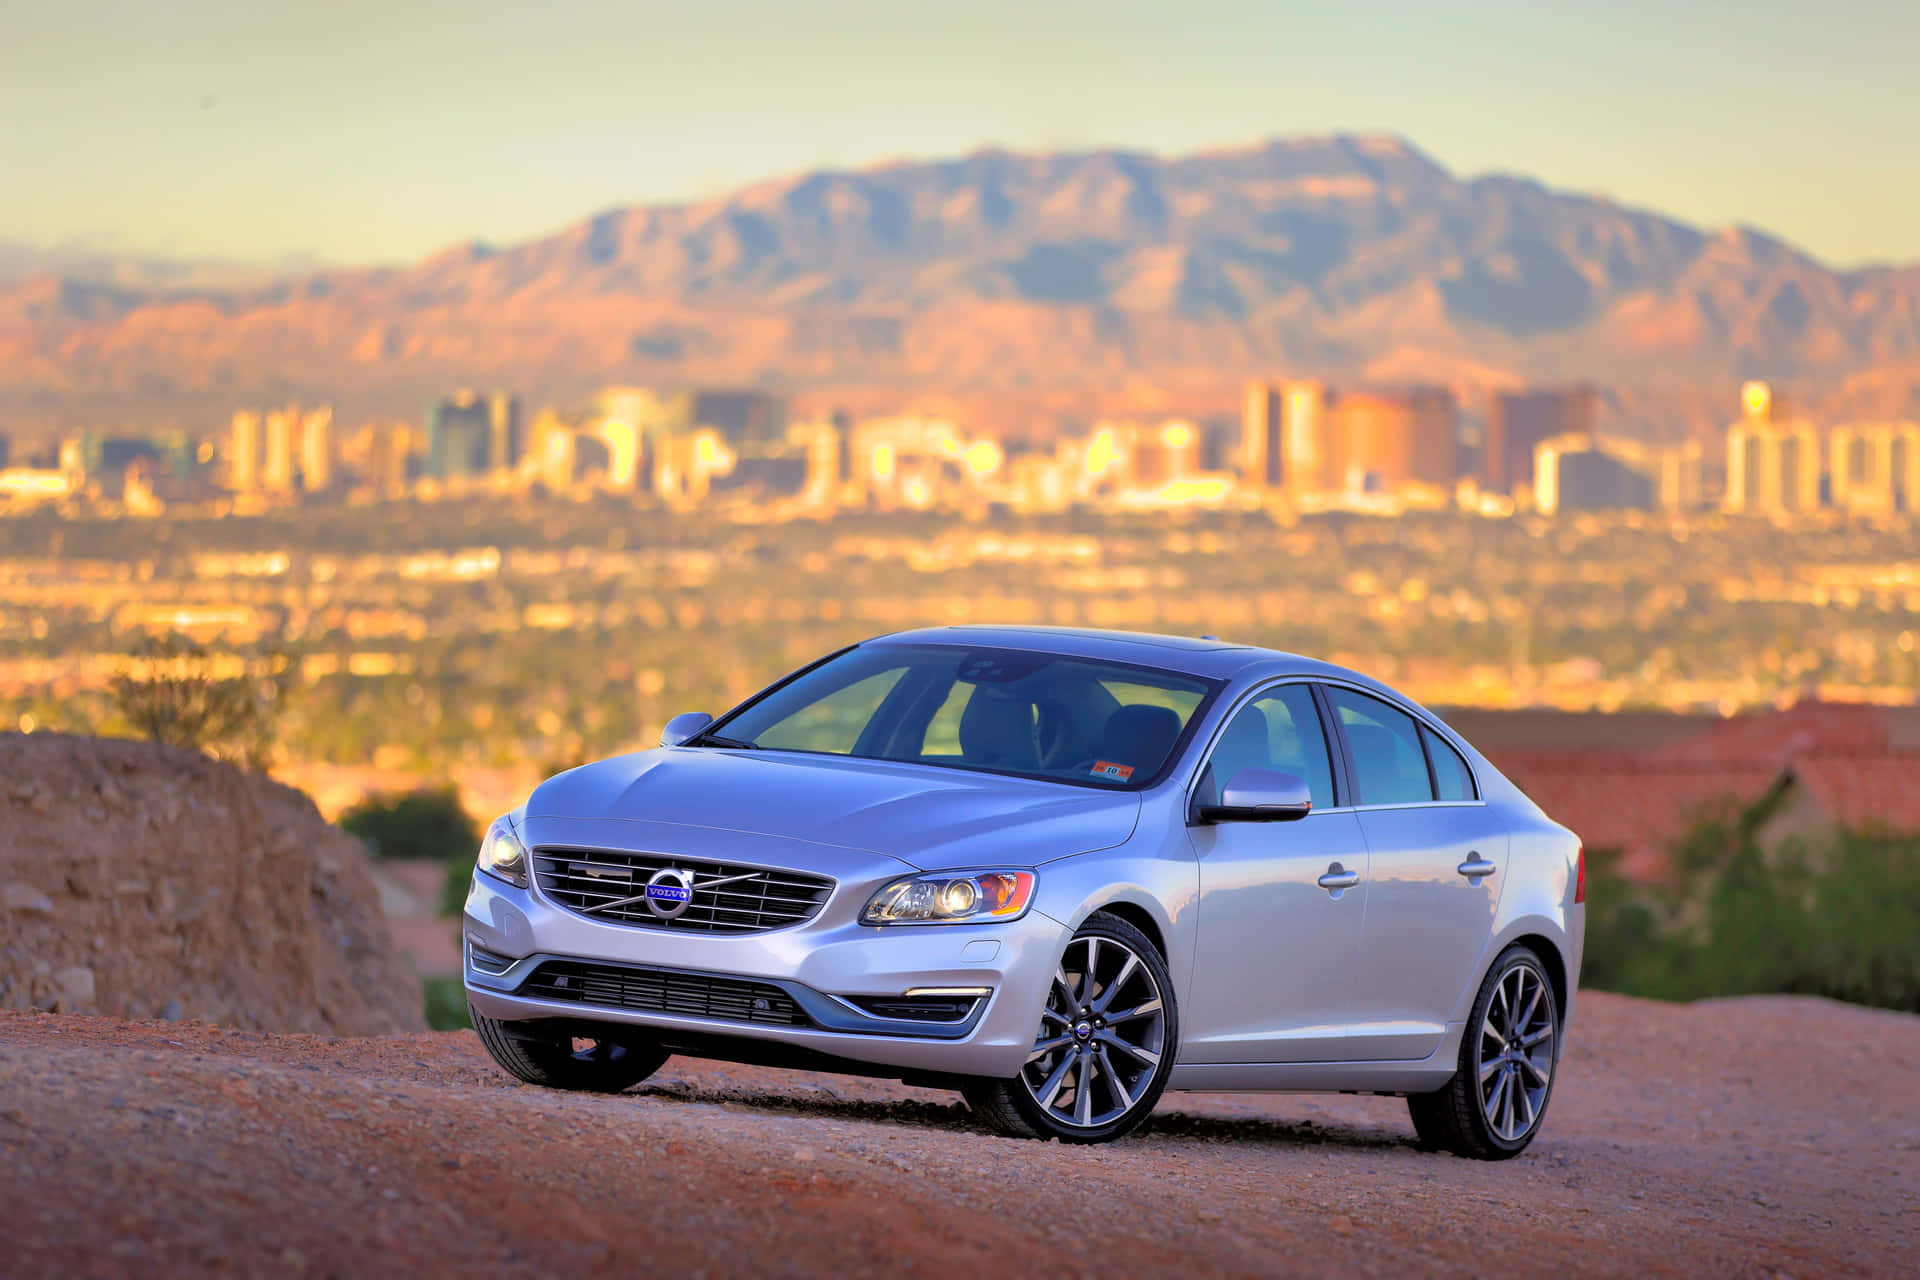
528, 411, 577, 493
1134, 421, 1200, 488
426, 392, 492, 480
300, 407, 334, 493
371, 423, 414, 497
795, 420, 843, 507
487, 393, 522, 474
1649, 440, 1707, 511
1534, 435, 1655, 514
1240, 380, 1331, 494
228, 412, 261, 493
0, 434, 9, 470
1487, 387, 1597, 494
1829, 422, 1920, 516
1724, 382, 1820, 514
693, 390, 786, 444
1331, 387, 1457, 493
263, 409, 296, 493
1241, 381, 1282, 489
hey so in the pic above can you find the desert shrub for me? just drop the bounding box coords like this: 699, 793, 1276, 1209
336, 786, 483, 917
110, 635, 292, 770
423, 975, 473, 1031
338, 786, 479, 861
1582, 803, 1920, 1013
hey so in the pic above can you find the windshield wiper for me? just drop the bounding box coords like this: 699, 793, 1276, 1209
693, 732, 760, 750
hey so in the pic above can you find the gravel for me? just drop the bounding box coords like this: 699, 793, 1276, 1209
1, 991, 1914, 1277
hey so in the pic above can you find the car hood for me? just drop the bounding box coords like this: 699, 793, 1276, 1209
524, 747, 1141, 871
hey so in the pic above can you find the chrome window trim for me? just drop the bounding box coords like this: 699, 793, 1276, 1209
1183, 674, 1485, 815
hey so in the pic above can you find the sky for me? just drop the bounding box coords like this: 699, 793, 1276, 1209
6, 0, 1918, 270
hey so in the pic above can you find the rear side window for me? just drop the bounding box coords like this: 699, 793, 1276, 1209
1422, 724, 1476, 801
1324, 687, 1434, 806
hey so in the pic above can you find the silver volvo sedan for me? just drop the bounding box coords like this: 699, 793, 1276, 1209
462, 626, 1585, 1156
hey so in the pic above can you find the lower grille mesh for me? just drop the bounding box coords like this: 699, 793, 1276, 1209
519, 960, 810, 1027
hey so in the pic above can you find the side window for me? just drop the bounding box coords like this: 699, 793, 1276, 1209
1421, 724, 1476, 801
1199, 684, 1335, 811
1325, 687, 1434, 806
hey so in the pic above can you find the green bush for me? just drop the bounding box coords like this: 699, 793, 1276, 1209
337, 785, 484, 918
338, 786, 479, 860
423, 975, 472, 1031
1582, 801, 1920, 1013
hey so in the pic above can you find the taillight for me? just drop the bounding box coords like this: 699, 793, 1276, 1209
1573, 846, 1586, 904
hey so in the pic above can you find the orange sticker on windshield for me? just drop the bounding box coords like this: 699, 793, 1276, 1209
1090, 760, 1134, 781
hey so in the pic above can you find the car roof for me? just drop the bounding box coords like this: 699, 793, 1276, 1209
868, 625, 1354, 684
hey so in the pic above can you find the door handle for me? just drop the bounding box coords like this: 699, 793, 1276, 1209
1317, 865, 1361, 892
1456, 855, 1497, 882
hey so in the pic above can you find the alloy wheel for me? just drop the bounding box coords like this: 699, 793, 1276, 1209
1474, 962, 1555, 1143
1020, 934, 1167, 1130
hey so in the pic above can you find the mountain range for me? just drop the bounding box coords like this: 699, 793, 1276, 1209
5, 134, 1919, 438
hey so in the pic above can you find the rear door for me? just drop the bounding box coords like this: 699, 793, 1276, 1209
1183, 682, 1374, 1063
1321, 685, 1508, 1061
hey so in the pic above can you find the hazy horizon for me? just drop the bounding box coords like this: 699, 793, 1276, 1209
7, 1, 1919, 271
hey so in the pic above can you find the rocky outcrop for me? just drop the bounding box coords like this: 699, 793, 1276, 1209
0, 733, 424, 1034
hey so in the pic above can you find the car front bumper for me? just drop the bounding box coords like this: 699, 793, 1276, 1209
460, 818, 1066, 1080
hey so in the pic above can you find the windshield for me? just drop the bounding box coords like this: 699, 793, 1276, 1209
701, 644, 1220, 789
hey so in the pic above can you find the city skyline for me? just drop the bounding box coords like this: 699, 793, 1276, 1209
7, 2, 1920, 269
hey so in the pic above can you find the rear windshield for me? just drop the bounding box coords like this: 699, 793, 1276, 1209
700, 644, 1221, 789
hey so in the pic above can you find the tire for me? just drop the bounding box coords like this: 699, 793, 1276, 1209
471, 1007, 669, 1093
1407, 944, 1560, 1160
964, 912, 1177, 1144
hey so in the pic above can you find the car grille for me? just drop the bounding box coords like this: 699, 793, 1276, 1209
519, 960, 809, 1026
532, 848, 835, 934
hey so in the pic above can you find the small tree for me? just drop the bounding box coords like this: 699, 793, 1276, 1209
336, 786, 484, 917
110, 634, 292, 770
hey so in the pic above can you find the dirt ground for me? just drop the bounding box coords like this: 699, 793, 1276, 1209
2, 990, 1914, 1278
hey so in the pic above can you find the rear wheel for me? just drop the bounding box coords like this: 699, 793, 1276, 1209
964, 913, 1176, 1144
1407, 944, 1559, 1159
471, 1007, 669, 1093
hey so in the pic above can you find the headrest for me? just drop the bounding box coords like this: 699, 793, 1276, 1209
959, 690, 1039, 770
1101, 704, 1183, 771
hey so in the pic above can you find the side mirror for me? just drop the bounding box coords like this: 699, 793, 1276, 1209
659, 711, 714, 748
1195, 768, 1313, 824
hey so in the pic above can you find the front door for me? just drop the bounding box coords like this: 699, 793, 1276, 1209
1183, 683, 1372, 1064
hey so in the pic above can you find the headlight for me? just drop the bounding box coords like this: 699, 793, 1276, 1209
861, 870, 1035, 926
476, 815, 529, 888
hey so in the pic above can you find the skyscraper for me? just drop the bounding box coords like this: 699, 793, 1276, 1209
1241, 380, 1282, 489
228, 411, 261, 492
1533, 436, 1655, 514
1280, 382, 1332, 497
692, 390, 786, 444
300, 407, 334, 493
1487, 387, 1597, 494
1829, 422, 1920, 515
1724, 382, 1821, 515
1331, 387, 1457, 492
262, 407, 296, 493
487, 393, 523, 474
426, 391, 492, 480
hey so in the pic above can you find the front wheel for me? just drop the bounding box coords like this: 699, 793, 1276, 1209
471, 1007, 669, 1093
1407, 944, 1560, 1159
964, 912, 1176, 1144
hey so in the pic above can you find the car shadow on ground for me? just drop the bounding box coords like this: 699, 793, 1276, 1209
630, 1081, 1417, 1152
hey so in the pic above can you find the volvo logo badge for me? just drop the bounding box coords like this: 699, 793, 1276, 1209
643, 867, 695, 919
